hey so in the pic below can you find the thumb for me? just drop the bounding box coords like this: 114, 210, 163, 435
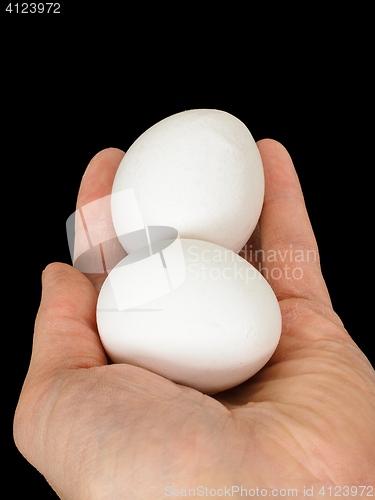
30, 263, 107, 377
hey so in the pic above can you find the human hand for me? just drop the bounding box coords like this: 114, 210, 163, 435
14, 140, 375, 499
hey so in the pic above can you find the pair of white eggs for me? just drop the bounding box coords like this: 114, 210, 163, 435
96, 109, 282, 394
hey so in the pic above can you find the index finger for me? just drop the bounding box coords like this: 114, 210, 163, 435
73, 148, 126, 292
256, 139, 331, 307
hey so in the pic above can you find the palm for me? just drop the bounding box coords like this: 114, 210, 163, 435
14, 141, 375, 499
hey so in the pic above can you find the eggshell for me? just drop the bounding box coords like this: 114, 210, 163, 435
96, 239, 281, 394
111, 109, 264, 254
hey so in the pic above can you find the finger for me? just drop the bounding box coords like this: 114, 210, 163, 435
73, 148, 126, 293
30, 262, 108, 377
256, 139, 331, 306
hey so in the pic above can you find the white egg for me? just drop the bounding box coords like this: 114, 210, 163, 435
96, 239, 281, 394
111, 109, 264, 254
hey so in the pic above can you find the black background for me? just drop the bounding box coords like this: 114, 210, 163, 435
3, 18, 372, 499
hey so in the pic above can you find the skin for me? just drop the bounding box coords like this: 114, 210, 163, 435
14, 140, 375, 499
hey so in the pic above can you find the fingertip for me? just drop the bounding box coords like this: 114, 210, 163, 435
41, 262, 64, 289
42, 262, 82, 289
34, 262, 107, 372
257, 139, 302, 203
43, 261, 72, 277
256, 138, 294, 172
87, 147, 125, 166
78, 148, 125, 209
40, 263, 97, 317
86, 148, 126, 176
257, 138, 290, 155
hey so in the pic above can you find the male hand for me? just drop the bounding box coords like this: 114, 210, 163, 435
14, 140, 375, 499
